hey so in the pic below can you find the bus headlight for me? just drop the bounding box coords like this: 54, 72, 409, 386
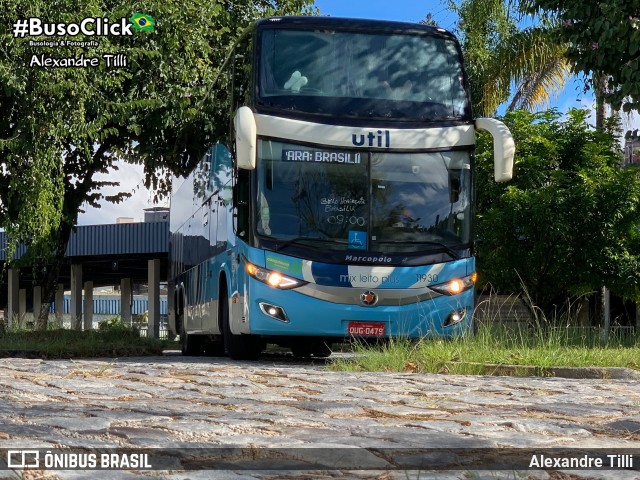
245, 262, 306, 290
430, 274, 476, 296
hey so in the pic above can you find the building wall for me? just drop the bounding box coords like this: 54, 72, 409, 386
624, 133, 640, 166
49, 295, 168, 316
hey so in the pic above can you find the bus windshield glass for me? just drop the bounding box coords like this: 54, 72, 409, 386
256, 140, 472, 254
257, 27, 468, 121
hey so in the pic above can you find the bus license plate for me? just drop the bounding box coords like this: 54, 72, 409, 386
348, 322, 385, 337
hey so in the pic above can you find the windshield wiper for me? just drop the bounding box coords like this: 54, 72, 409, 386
271, 237, 345, 252
374, 240, 461, 260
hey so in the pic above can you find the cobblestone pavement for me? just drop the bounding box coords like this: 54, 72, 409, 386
0, 354, 639, 480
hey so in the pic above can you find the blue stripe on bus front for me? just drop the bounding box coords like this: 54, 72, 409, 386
259, 249, 472, 289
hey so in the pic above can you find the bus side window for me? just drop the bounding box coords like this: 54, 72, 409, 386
211, 143, 233, 199
260, 30, 278, 95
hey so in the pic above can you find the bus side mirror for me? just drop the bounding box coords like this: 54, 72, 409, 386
475, 117, 515, 182
234, 106, 257, 170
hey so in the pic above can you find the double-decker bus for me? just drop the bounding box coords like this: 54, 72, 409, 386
168, 16, 514, 359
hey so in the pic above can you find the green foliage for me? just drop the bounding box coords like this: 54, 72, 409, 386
450, 0, 570, 116
0, 0, 314, 328
0, 328, 168, 357
0, 0, 315, 247
0, 0, 67, 259
98, 316, 138, 336
476, 109, 640, 314
451, 0, 513, 114
524, 0, 640, 112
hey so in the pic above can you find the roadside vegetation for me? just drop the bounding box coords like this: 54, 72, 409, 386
331, 285, 640, 376
329, 322, 640, 376
0, 318, 174, 358
3, 311, 638, 373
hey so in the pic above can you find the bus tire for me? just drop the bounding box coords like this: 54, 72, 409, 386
220, 287, 261, 360
181, 321, 204, 356
203, 335, 225, 357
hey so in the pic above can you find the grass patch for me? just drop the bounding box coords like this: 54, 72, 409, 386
329, 323, 640, 375
0, 326, 173, 359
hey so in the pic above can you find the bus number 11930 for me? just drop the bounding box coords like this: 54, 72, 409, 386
416, 273, 438, 283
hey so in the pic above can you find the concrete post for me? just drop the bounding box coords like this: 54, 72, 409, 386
148, 259, 160, 338
33, 286, 42, 327
83, 281, 93, 331
7, 268, 19, 328
55, 284, 64, 328
70, 263, 82, 330
120, 278, 132, 325
167, 282, 176, 341
19, 289, 26, 326
602, 286, 611, 341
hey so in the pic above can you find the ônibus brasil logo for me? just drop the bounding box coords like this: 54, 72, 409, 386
129, 13, 155, 32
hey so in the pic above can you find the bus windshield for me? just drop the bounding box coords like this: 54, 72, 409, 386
256, 140, 472, 255
257, 27, 469, 121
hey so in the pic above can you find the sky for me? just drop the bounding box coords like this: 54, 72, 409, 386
77, 0, 639, 225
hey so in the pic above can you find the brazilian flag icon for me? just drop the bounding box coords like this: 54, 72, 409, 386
130, 13, 155, 31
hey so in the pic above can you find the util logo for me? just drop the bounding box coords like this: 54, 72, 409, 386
352, 130, 391, 148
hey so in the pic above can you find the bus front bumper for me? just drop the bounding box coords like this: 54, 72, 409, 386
247, 281, 474, 339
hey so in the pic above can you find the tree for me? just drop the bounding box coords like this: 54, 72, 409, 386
523, 0, 640, 113
475, 108, 640, 318
450, 0, 571, 116
0, 0, 315, 330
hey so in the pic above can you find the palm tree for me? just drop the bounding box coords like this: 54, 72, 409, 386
450, 0, 571, 117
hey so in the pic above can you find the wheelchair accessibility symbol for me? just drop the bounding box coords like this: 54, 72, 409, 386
348, 230, 366, 250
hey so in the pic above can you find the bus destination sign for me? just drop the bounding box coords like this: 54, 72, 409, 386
282, 149, 362, 165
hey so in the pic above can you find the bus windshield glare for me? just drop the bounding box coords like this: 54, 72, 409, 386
257, 28, 469, 120
256, 140, 472, 254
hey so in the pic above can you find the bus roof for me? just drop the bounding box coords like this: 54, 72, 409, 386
255, 16, 457, 41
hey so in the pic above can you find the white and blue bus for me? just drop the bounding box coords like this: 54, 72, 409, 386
169, 16, 514, 359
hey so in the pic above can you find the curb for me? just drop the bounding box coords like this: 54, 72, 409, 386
452, 362, 640, 380
0, 349, 43, 358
